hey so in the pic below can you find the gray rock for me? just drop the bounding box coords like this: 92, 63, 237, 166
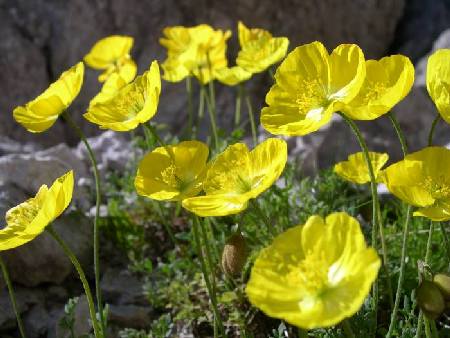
75, 130, 139, 176
0, 212, 93, 287
101, 268, 147, 306
54, 295, 92, 338
24, 304, 49, 338
108, 304, 152, 329
0, 143, 90, 211
0, 286, 43, 331
1, 0, 405, 146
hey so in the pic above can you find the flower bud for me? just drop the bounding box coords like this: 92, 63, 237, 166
221, 233, 247, 277
416, 280, 445, 320
433, 273, 450, 300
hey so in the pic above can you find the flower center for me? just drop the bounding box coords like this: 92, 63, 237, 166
117, 87, 146, 119
296, 79, 328, 119
362, 81, 387, 102
5, 197, 42, 231
286, 252, 329, 305
423, 176, 450, 200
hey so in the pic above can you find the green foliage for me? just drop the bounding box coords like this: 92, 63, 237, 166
99, 130, 450, 337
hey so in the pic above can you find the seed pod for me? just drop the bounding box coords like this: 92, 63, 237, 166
221, 233, 247, 277
416, 280, 445, 320
433, 274, 450, 300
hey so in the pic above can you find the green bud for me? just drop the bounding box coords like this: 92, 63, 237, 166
416, 280, 445, 320
433, 273, 450, 300
221, 233, 247, 277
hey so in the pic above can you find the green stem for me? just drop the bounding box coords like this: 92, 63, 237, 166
386, 205, 412, 338
342, 319, 356, 338
235, 85, 243, 128
143, 123, 175, 160
242, 86, 257, 147
297, 328, 308, 338
429, 319, 439, 338
47, 226, 102, 337
428, 114, 440, 147
338, 113, 379, 318
193, 216, 225, 336
388, 112, 409, 155
204, 83, 219, 151
439, 222, 450, 265
62, 112, 105, 334
0, 256, 27, 338
193, 85, 206, 139
250, 199, 275, 236
425, 221, 434, 263
199, 218, 217, 295
424, 319, 432, 338
186, 76, 194, 139
378, 212, 394, 309
417, 221, 436, 336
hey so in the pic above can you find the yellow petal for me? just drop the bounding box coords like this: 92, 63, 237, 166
246, 212, 380, 329
13, 62, 84, 133
0, 171, 74, 251
236, 22, 289, 74
215, 66, 252, 86
182, 194, 250, 217
84, 61, 160, 131
344, 55, 414, 120
135, 141, 209, 201
334, 151, 389, 184
426, 49, 450, 124
261, 42, 365, 136
382, 147, 450, 213
84, 35, 134, 69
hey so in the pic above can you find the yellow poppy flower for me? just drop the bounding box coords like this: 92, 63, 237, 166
84, 61, 160, 132
160, 24, 231, 84
343, 55, 414, 120
13, 63, 84, 133
334, 152, 389, 184
261, 41, 366, 136
89, 73, 128, 106
246, 212, 380, 329
135, 141, 209, 201
0, 171, 74, 251
215, 66, 252, 86
84, 35, 137, 83
236, 21, 289, 74
426, 49, 450, 124
383, 147, 450, 221
182, 138, 287, 217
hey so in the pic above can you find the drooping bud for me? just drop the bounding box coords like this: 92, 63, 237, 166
416, 280, 445, 320
221, 233, 247, 277
433, 273, 450, 300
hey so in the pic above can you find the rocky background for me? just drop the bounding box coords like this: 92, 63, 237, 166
1, 0, 450, 337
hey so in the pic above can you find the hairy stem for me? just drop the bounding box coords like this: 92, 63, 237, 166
0, 256, 27, 338
62, 111, 105, 334
47, 226, 102, 337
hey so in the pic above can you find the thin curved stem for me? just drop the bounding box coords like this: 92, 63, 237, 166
143, 123, 175, 161
62, 112, 105, 334
388, 112, 409, 155
47, 226, 102, 337
439, 222, 450, 265
251, 199, 275, 236
234, 85, 243, 128
342, 319, 356, 338
297, 328, 308, 338
242, 86, 257, 147
204, 83, 219, 151
386, 205, 412, 338
338, 113, 379, 318
185, 76, 194, 139
193, 216, 225, 337
0, 256, 27, 338
428, 114, 440, 147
